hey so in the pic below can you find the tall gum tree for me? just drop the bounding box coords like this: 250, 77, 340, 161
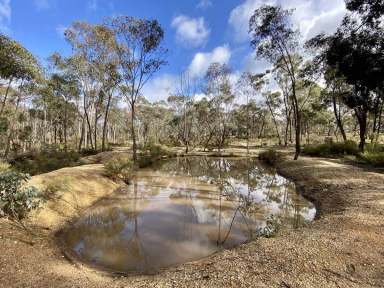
64, 22, 120, 151
108, 16, 167, 162
249, 5, 302, 159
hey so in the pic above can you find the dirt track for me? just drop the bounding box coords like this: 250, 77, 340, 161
0, 155, 383, 287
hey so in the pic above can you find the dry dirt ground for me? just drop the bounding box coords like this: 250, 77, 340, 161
0, 153, 383, 288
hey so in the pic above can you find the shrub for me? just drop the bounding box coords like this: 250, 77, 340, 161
365, 143, 384, 153
104, 156, 134, 183
79, 148, 98, 156
0, 171, 41, 221
259, 149, 282, 165
0, 161, 11, 172
303, 140, 359, 157
42, 177, 70, 201
358, 152, 384, 167
10, 148, 80, 175
137, 143, 175, 168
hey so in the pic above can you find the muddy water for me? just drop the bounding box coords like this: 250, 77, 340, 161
60, 157, 316, 274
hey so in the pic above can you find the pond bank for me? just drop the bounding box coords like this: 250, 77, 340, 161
0, 155, 383, 287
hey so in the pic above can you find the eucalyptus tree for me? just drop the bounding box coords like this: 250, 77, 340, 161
205, 63, 235, 151
236, 72, 264, 153
64, 22, 120, 151
263, 91, 282, 145
108, 16, 167, 162
307, 5, 384, 151
249, 5, 302, 159
0, 34, 41, 117
167, 72, 197, 153
322, 69, 351, 142
48, 74, 80, 151
0, 34, 41, 157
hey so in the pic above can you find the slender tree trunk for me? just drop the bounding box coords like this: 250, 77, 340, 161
0, 78, 13, 117
94, 110, 98, 151
267, 102, 282, 145
102, 92, 113, 152
355, 108, 368, 152
332, 94, 347, 142
292, 86, 301, 160
64, 101, 68, 152
375, 101, 383, 143
78, 118, 85, 152
130, 102, 137, 162
83, 95, 94, 150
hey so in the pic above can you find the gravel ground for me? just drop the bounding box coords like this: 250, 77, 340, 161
0, 155, 383, 288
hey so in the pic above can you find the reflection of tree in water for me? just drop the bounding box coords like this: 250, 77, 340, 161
156, 156, 315, 242
64, 180, 155, 273
63, 157, 315, 273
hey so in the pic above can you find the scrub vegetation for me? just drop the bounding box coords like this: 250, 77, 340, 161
0, 0, 383, 287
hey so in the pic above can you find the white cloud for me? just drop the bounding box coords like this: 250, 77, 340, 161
197, 0, 212, 9
188, 45, 231, 78
34, 0, 50, 11
229, 0, 346, 42
142, 74, 178, 102
0, 0, 11, 33
171, 15, 210, 48
243, 52, 271, 74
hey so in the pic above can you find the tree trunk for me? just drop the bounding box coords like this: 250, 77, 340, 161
355, 108, 367, 152
102, 91, 113, 152
267, 103, 281, 145
292, 87, 301, 160
0, 78, 13, 117
64, 101, 68, 152
332, 94, 347, 142
94, 110, 98, 151
130, 102, 137, 162
78, 118, 85, 152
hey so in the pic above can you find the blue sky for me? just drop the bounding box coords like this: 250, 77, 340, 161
0, 0, 347, 101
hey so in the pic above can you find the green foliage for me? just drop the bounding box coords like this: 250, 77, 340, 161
364, 143, 384, 153
0, 161, 11, 172
104, 156, 133, 183
137, 143, 174, 168
11, 148, 80, 175
358, 152, 384, 167
79, 148, 98, 156
303, 140, 359, 157
0, 171, 41, 220
42, 177, 70, 201
259, 149, 282, 165
0, 33, 41, 81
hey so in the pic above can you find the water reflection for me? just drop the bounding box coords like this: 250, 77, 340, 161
60, 157, 316, 274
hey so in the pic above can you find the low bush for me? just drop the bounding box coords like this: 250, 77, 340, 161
0, 160, 11, 172
79, 148, 98, 156
303, 140, 359, 157
365, 143, 384, 153
258, 149, 282, 165
42, 177, 70, 201
137, 143, 175, 168
104, 156, 134, 183
10, 148, 80, 175
358, 152, 384, 167
0, 171, 41, 221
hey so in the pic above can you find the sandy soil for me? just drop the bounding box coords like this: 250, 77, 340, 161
0, 153, 383, 287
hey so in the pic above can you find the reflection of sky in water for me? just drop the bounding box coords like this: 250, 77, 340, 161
62, 157, 316, 274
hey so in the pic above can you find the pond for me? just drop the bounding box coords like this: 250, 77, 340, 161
59, 157, 316, 274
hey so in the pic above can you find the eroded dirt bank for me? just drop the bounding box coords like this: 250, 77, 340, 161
0, 156, 383, 287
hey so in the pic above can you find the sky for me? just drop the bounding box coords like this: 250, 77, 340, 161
0, 0, 347, 102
